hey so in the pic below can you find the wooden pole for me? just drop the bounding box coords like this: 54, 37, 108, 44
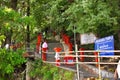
98, 52, 101, 80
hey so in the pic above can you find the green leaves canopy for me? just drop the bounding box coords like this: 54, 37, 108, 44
47, 0, 120, 34
0, 6, 37, 43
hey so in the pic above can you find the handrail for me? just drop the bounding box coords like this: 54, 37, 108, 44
42, 50, 120, 79
43, 61, 120, 65
42, 50, 120, 54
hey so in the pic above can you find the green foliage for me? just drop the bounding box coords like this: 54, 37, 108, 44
29, 59, 74, 80
1, 0, 120, 46
0, 6, 37, 43
61, 0, 119, 33
32, 0, 52, 31
0, 48, 26, 79
29, 59, 43, 78
49, 0, 70, 31
35, 0, 119, 36
0, 35, 6, 46
64, 71, 74, 80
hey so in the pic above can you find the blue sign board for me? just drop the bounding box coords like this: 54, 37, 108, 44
95, 35, 114, 56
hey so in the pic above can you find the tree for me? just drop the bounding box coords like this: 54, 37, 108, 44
37, 0, 120, 49
0, 0, 37, 47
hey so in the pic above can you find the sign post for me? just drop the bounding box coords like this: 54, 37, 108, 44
95, 35, 114, 79
95, 35, 114, 56
80, 33, 97, 45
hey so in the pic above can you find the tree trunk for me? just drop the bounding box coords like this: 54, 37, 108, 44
118, 30, 120, 42
10, 0, 17, 10
117, 30, 120, 49
5, 0, 18, 45
26, 0, 31, 80
26, 61, 31, 80
26, 0, 30, 48
5, 29, 12, 45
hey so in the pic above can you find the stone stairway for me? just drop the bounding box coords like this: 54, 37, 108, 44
47, 42, 63, 62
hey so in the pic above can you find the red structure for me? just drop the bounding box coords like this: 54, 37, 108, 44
61, 33, 73, 53
36, 33, 42, 53
54, 47, 62, 66
94, 52, 98, 67
79, 48, 84, 62
64, 55, 75, 66
42, 48, 47, 61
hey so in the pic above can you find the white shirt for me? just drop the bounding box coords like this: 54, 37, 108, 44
55, 52, 60, 60
42, 42, 48, 48
117, 60, 120, 78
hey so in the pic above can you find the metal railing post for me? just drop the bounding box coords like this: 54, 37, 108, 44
75, 44, 80, 80
98, 52, 101, 80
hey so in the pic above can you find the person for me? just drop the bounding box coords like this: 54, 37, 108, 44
42, 39, 48, 50
41, 39, 48, 61
114, 60, 120, 80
